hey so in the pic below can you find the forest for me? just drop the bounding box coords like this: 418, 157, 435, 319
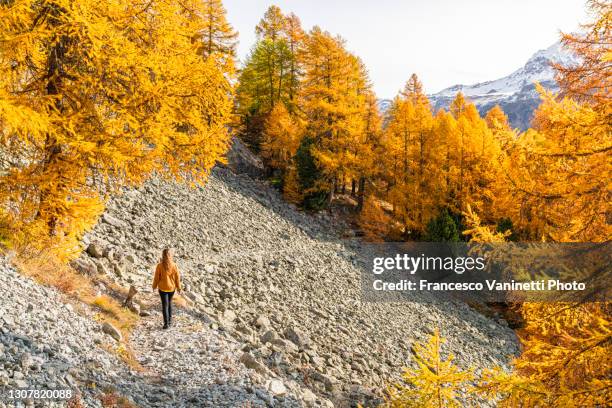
0, 0, 610, 407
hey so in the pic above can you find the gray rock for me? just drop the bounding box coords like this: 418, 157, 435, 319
101, 322, 122, 342
254, 315, 270, 328
222, 309, 237, 323
12, 379, 28, 388
239, 353, 268, 375
128, 302, 141, 315
20, 353, 33, 371
265, 379, 287, 396
112, 262, 124, 278
311, 372, 336, 392
284, 327, 310, 349
102, 213, 127, 228
302, 388, 317, 404
70, 257, 97, 275
261, 330, 278, 344
87, 243, 105, 258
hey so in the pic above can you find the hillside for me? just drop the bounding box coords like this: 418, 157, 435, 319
61, 165, 518, 406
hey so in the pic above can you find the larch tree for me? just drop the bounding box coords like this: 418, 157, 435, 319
284, 13, 305, 106
383, 329, 474, 408
446, 94, 503, 219
434, 109, 460, 207
255, 5, 286, 41
554, 0, 610, 109
0, 0, 234, 258
382, 74, 442, 235
484, 105, 515, 149
260, 103, 302, 172
354, 91, 383, 211
503, 13, 610, 243
200, 0, 238, 67
499, 0, 610, 242
473, 2, 611, 405
236, 5, 304, 151
298, 27, 371, 208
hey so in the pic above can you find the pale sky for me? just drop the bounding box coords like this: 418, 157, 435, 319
223, 0, 588, 97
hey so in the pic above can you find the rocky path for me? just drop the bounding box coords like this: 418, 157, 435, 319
126, 291, 307, 407
0, 259, 308, 407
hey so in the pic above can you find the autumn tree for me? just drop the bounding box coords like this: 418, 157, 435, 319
0, 0, 234, 258
255, 5, 286, 41
463, 208, 611, 407
382, 74, 442, 235
298, 27, 373, 208
447, 94, 503, 220
376, 86, 506, 237
499, 0, 610, 242
284, 13, 306, 104
354, 92, 383, 210
554, 0, 611, 109
383, 329, 474, 408
358, 196, 392, 241
200, 0, 238, 67
294, 136, 327, 209
282, 165, 303, 205
464, 5, 611, 402
236, 5, 305, 151
485, 105, 515, 149
260, 103, 302, 172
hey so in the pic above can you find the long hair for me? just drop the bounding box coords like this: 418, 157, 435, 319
161, 248, 174, 272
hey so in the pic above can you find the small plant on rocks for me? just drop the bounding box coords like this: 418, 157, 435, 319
382, 329, 474, 408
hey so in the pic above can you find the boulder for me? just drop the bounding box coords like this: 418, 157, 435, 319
86, 243, 105, 259
112, 262, 124, 278
311, 372, 336, 392
102, 213, 127, 228
265, 379, 287, 396
239, 352, 268, 375
101, 322, 122, 342
284, 326, 310, 349
93, 259, 110, 275
254, 315, 270, 329
260, 329, 278, 344
70, 257, 97, 275
302, 388, 317, 404
221, 309, 237, 323
128, 302, 140, 315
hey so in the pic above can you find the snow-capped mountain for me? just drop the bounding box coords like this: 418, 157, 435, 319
377, 99, 393, 113
429, 42, 578, 129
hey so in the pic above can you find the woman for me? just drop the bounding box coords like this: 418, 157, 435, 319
152, 248, 181, 329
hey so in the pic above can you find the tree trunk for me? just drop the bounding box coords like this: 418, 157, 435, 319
357, 177, 366, 211
122, 285, 138, 307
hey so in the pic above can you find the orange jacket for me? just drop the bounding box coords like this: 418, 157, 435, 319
152, 262, 181, 292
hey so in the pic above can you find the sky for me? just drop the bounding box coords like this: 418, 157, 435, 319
223, 0, 589, 97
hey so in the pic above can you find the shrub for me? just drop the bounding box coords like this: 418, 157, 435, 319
423, 210, 460, 242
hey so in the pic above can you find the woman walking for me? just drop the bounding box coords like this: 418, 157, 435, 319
152, 248, 181, 329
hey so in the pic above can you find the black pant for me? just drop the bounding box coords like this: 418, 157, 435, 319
159, 290, 175, 326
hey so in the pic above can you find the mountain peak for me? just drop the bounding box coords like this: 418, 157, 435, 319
428, 41, 578, 129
